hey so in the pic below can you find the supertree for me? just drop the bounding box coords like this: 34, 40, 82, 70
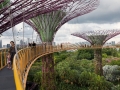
71, 29, 120, 75
0, 0, 72, 33
25, 0, 99, 89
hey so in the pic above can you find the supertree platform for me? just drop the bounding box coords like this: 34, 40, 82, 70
72, 29, 120, 75
0, 0, 74, 33
26, 0, 99, 42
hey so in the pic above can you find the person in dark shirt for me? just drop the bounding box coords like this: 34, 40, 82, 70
29, 43, 32, 47
32, 41, 36, 47
9, 41, 16, 66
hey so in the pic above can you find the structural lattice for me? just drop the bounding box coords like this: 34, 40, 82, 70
71, 29, 120, 45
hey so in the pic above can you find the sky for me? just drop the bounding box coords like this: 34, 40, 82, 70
1, 0, 120, 46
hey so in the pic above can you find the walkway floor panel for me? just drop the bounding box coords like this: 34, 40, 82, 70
0, 67, 16, 90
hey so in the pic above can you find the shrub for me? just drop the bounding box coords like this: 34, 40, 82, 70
111, 84, 120, 90
109, 60, 120, 66
33, 71, 42, 85
57, 82, 88, 90
55, 59, 94, 82
102, 53, 108, 58
78, 71, 114, 90
103, 65, 120, 81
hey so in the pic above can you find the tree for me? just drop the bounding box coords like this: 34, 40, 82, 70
72, 30, 120, 76
77, 49, 94, 60
26, 1, 99, 89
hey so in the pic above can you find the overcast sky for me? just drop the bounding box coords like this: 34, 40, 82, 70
1, 0, 120, 46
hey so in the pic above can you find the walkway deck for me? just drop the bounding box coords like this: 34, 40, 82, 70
0, 67, 16, 90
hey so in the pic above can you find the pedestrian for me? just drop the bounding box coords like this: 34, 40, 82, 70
7, 51, 11, 69
28, 43, 31, 47
32, 41, 36, 47
61, 43, 62, 49
9, 41, 16, 66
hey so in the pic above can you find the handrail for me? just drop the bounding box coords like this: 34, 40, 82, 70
0, 48, 9, 70
13, 44, 120, 90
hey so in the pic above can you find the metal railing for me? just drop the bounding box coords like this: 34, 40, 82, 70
0, 48, 9, 70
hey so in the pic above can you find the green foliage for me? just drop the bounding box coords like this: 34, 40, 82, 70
78, 71, 114, 90
33, 71, 42, 85
102, 48, 118, 57
54, 51, 72, 64
108, 60, 120, 66
55, 59, 94, 82
57, 82, 88, 90
103, 65, 120, 81
77, 49, 94, 60
31, 10, 66, 42
102, 53, 108, 58
0, 0, 10, 9
111, 84, 120, 90
27, 60, 41, 82
28, 51, 119, 90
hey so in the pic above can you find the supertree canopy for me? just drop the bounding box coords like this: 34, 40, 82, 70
0, 0, 73, 34
26, 0, 99, 42
71, 29, 120, 76
25, 1, 99, 90
71, 29, 120, 45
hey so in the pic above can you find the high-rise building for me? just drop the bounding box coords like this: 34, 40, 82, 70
7, 44, 10, 48
52, 42, 56, 46
28, 38, 30, 44
104, 41, 115, 46
20, 40, 24, 45
111, 41, 115, 45
0, 40, 2, 48
3, 45, 7, 48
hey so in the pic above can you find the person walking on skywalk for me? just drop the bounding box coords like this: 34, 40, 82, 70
9, 41, 16, 67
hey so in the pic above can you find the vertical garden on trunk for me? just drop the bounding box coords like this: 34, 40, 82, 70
26, 0, 99, 89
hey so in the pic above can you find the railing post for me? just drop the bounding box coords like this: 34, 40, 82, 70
1, 51, 3, 69
0, 51, 1, 69
4, 49, 7, 65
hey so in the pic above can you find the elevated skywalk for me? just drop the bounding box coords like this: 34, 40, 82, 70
0, 44, 120, 90
0, 67, 16, 90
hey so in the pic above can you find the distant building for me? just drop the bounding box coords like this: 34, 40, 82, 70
20, 40, 26, 48
0, 40, 2, 48
111, 41, 115, 45
7, 44, 10, 48
28, 38, 30, 44
3, 45, 7, 48
78, 41, 91, 46
20, 40, 24, 45
52, 42, 56, 46
104, 41, 115, 46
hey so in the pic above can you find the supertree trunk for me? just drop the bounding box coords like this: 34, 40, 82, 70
41, 43, 56, 90
94, 48, 103, 76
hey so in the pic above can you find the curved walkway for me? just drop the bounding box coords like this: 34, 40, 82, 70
0, 67, 16, 90
0, 44, 120, 90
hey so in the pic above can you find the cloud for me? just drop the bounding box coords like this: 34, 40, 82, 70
1, 0, 120, 46
69, 0, 120, 24
54, 22, 120, 44
1, 22, 39, 46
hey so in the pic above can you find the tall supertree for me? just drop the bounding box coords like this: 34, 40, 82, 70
71, 29, 120, 75
25, 0, 99, 89
0, 0, 72, 33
